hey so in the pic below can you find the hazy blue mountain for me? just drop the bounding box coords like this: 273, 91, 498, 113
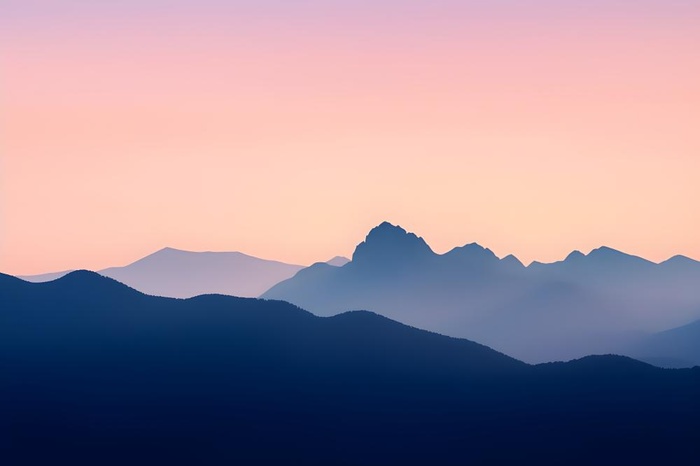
1, 271, 699, 465
263, 222, 700, 363
660, 254, 700, 271
632, 317, 700, 368
529, 248, 700, 333
528, 246, 684, 294
529, 246, 656, 277
352, 221, 435, 267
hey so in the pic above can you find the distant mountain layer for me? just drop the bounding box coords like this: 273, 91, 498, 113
325, 255, 351, 267
99, 248, 306, 298
14, 225, 700, 365
18, 250, 352, 299
19, 248, 308, 298
18, 270, 74, 282
633, 317, 700, 368
1, 271, 699, 465
263, 222, 700, 364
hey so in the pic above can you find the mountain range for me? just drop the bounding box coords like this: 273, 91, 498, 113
14, 222, 700, 365
1, 271, 698, 465
19, 248, 349, 299
263, 222, 700, 364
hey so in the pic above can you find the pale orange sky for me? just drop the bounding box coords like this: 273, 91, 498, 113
2, 1, 699, 274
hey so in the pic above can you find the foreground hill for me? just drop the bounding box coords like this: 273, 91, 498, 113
1, 271, 698, 465
263, 222, 700, 363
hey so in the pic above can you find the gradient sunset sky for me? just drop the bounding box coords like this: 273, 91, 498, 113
2, 1, 699, 274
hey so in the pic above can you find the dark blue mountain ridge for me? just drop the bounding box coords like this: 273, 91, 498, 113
0, 270, 524, 375
1, 270, 699, 465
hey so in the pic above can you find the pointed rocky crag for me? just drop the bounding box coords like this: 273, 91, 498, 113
351, 222, 435, 268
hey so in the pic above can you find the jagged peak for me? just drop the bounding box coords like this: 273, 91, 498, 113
588, 246, 624, 257
444, 242, 498, 261
501, 254, 525, 268
363, 222, 430, 246
454, 242, 492, 252
367, 221, 410, 237
565, 250, 585, 261
352, 222, 434, 264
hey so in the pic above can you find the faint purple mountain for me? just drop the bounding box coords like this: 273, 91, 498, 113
20, 249, 304, 298
17, 249, 351, 298
98, 248, 305, 298
18, 270, 75, 283
326, 256, 351, 267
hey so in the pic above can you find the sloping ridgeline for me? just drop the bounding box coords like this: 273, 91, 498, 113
1, 271, 699, 465
262, 222, 700, 364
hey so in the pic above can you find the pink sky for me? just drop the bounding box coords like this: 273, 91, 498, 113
2, 1, 699, 274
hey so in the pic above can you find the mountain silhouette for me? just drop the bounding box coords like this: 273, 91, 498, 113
500, 253, 526, 269
263, 222, 700, 364
661, 254, 700, 269
98, 247, 306, 298
326, 255, 351, 267
19, 248, 306, 298
351, 221, 435, 269
1, 271, 699, 465
529, 245, 656, 282
444, 242, 499, 266
632, 316, 700, 368
17, 249, 353, 299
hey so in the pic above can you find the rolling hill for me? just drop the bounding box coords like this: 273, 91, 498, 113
1, 271, 699, 465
